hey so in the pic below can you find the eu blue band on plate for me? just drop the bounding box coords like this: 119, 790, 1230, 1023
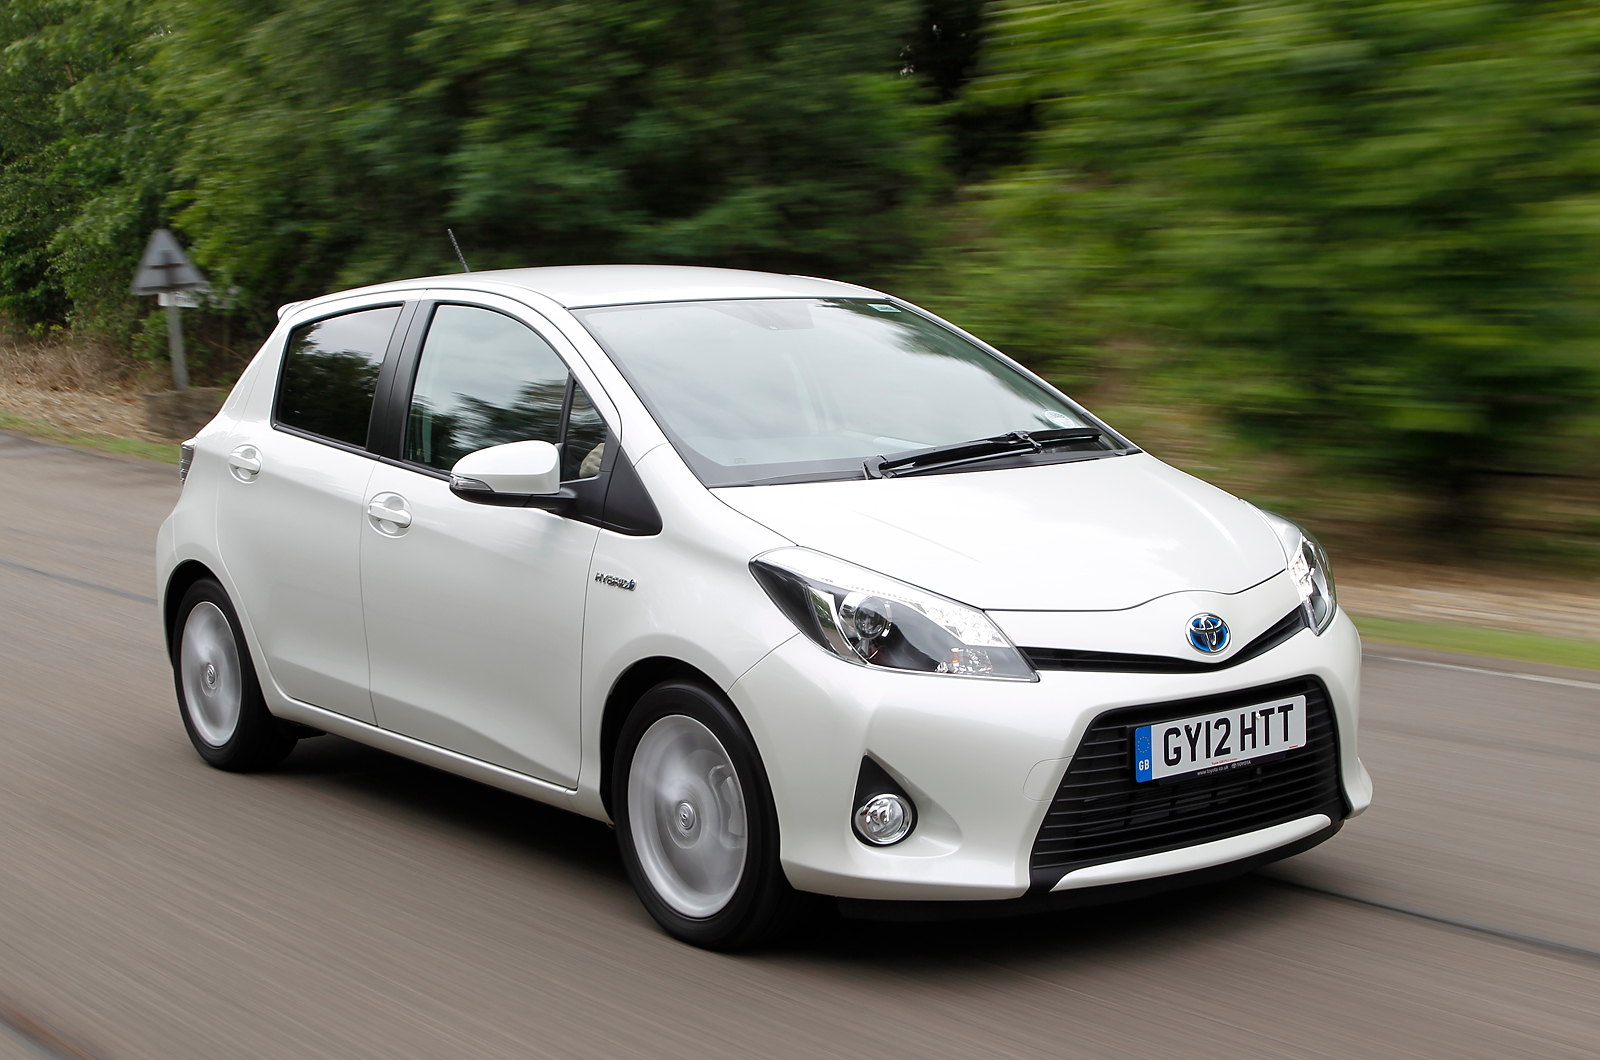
1134, 725, 1153, 783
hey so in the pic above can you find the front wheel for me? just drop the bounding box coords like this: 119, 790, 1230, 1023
612, 680, 806, 949
171, 579, 297, 771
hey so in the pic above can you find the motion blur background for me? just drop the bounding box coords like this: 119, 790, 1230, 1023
3, 0, 1599, 633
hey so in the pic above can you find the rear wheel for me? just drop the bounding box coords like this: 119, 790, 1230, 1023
171, 579, 297, 771
612, 679, 806, 950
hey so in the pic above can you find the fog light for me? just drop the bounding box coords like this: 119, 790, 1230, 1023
854, 793, 913, 846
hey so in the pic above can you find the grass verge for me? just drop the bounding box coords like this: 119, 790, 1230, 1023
1352, 614, 1600, 671
0, 410, 180, 464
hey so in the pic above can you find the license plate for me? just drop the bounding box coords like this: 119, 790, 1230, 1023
1134, 695, 1308, 783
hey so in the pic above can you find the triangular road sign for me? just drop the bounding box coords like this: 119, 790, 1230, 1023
131, 229, 209, 294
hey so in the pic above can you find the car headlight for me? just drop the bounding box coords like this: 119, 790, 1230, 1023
749, 548, 1037, 681
1257, 509, 1337, 634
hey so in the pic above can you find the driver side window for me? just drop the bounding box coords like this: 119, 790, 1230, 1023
405, 304, 605, 479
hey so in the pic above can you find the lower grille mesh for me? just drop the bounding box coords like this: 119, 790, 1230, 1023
1029, 678, 1345, 889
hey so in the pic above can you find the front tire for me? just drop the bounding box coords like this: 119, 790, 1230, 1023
612, 679, 805, 950
171, 579, 297, 771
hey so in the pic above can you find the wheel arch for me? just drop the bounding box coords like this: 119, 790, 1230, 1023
163, 559, 220, 658
599, 656, 722, 819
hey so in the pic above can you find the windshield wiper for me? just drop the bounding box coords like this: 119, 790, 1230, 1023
864, 427, 1103, 479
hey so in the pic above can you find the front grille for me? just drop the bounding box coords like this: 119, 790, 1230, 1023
1029, 677, 1345, 890
1020, 607, 1308, 673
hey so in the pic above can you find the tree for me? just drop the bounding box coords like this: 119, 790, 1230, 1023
0, 0, 175, 335
944, 0, 1600, 532
160, 0, 944, 328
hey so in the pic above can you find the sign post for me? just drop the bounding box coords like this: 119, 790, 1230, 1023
131, 230, 209, 391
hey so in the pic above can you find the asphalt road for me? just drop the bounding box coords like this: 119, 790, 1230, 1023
1, 428, 1596, 1060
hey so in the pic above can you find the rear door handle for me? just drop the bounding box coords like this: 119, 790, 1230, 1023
227, 445, 261, 480
367, 496, 412, 529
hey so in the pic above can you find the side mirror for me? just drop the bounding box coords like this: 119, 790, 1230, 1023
450, 440, 568, 508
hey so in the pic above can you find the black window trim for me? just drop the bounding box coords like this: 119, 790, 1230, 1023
269, 299, 415, 458
365, 299, 426, 458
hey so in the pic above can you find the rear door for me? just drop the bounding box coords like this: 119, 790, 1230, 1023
359, 300, 608, 786
215, 302, 411, 721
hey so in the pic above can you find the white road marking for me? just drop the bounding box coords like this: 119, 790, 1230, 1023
1265, 876, 1600, 965
1366, 653, 1600, 693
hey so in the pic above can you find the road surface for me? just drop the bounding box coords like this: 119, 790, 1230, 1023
0, 428, 1595, 1059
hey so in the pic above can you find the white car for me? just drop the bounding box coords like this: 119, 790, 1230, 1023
157, 265, 1370, 948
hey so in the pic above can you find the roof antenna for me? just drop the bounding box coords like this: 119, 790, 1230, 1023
447, 228, 471, 273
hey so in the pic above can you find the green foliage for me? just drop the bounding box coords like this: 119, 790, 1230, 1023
0, 0, 176, 336
160, 0, 943, 326
934, 0, 1600, 530
901, 0, 1037, 183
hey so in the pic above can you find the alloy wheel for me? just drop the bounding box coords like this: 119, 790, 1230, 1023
627, 714, 749, 918
180, 601, 244, 747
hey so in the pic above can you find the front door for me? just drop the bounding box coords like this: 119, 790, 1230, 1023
214, 303, 402, 722
360, 303, 606, 786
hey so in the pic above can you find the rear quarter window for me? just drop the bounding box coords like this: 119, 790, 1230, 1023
275, 305, 401, 448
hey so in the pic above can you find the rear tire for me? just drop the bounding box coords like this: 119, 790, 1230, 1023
612, 679, 807, 950
170, 579, 297, 771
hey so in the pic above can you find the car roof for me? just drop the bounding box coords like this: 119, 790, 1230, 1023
281, 265, 885, 319
475, 265, 883, 308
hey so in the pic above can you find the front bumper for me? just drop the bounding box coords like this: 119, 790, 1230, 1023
836, 817, 1342, 921
728, 607, 1368, 903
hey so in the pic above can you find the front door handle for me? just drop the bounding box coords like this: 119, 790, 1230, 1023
367, 495, 412, 529
227, 445, 261, 481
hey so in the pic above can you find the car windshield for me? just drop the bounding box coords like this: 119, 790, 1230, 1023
575, 298, 1121, 486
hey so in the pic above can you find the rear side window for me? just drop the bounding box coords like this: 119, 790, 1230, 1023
275, 305, 401, 448
404, 304, 606, 479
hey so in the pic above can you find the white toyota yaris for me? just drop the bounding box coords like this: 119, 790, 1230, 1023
157, 265, 1370, 948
